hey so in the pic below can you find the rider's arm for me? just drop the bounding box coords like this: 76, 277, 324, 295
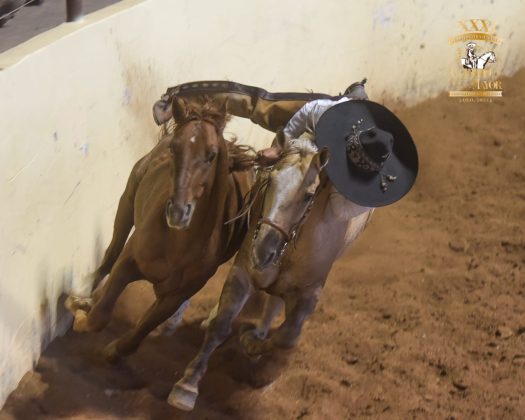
283, 97, 352, 141
282, 100, 318, 140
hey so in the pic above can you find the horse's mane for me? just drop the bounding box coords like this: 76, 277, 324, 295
158, 97, 255, 171
283, 137, 318, 156
226, 137, 256, 171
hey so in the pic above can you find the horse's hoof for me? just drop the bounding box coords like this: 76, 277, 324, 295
167, 381, 198, 411
103, 341, 121, 365
239, 330, 263, 361
65, 296, 93, 314
72, 310, 89, 332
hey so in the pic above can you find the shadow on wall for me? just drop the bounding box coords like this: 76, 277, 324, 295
34, 207, 133, 366
37, 264, 73, 359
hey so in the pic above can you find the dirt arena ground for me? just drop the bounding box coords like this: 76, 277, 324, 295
1, 69, 524, 419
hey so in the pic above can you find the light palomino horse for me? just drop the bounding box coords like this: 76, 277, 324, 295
169, 137, 374, 410
66, 98, 255, 363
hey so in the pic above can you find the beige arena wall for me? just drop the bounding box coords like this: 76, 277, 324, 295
0, 0, 524, 407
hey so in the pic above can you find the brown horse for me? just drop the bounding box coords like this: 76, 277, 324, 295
66, 97, 255, 363
169, 137, 374, 410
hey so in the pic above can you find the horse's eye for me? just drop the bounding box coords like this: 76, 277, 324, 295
206, 151, 217, 163
304, 192, 315, 202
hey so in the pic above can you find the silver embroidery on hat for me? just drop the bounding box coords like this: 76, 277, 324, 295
345, 118, 397, 192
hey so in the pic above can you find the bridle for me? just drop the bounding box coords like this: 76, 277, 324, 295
256, 218, 293, 242
252, 169, 325, 266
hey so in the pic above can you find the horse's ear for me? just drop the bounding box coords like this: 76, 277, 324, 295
313, 147, 330, 171
171, 96, 189, 123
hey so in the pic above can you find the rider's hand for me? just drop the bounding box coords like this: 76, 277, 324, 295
256, 147, 282, 166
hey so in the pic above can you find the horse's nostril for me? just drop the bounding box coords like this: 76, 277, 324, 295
166, 200, 175, 222
184, 204, 192, 217
263, 251, 276, 267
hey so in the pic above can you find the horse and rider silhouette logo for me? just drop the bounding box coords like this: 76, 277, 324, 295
461, 42, 496, 71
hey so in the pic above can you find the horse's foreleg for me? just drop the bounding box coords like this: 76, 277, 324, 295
241, 288, 320, 357
168, 265, 253, 411
73, 246, 141, 333
103, 292, 186, 364
239, 293, 283, 340
89, 163, 144, 293
65, 173, 141, 317
160, 299, 191, 336
254, 294, 284, 337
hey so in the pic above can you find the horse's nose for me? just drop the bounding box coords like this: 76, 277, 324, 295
166, 199, 196, 230
252, 228, 281, 271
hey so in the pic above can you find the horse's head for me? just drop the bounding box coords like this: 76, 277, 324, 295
252, 138, 329, 271
165, 97, 229, 230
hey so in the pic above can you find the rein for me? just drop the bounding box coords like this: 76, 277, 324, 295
224, 168, 271, 226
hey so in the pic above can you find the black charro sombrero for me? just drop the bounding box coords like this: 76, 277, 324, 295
315, 100, 418, 207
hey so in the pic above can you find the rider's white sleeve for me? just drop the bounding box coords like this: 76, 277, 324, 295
283, 97, 351, 141
283, 101, 318, 140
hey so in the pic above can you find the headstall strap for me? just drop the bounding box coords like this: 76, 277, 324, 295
345, 118, 397, 192
252, 174, 324, 267
259, 218, 292, 242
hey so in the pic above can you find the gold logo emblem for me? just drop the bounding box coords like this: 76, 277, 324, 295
448, 19, 503, 102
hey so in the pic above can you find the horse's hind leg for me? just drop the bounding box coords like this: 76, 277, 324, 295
169, 265, 253, 411
73, 245, 141, 333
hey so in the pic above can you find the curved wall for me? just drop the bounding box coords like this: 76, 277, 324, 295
1, 0, 524, 407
